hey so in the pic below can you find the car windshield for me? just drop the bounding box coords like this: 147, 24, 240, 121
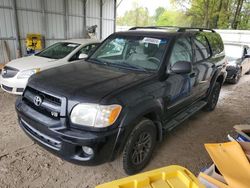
88, 36, 169, 72
224, 45, 243, 60
36, 42, 80, 59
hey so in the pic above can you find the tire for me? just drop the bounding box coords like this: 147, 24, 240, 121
231, 69, 242, 84
112, 118, 157, 175
204, 82, 221, 111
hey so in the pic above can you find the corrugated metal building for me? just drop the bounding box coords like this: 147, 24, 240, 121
0, 0, 116, 64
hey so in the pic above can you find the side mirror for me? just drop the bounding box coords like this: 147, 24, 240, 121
171, 61, 192, 74
78, 53, 88, 59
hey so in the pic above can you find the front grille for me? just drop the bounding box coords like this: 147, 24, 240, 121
2, 84, 13, 92
23, 86, 62, 119
2, 66, 19, 78
16, 88, 24, 93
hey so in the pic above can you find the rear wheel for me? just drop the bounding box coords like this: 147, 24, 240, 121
204, 82, 221, 111
112, 118, 157, 175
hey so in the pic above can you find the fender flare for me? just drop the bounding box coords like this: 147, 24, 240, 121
110, 98, 164, 160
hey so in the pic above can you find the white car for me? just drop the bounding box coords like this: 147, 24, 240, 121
0, 39, 100, 95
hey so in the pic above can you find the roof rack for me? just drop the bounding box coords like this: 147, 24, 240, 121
129, 26, 215, 33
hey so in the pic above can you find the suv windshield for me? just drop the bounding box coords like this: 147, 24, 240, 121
224, 45, 243, 60
88, 36, 168, 71
36, 42, 80, 59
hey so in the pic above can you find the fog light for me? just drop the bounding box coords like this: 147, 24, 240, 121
82, 146, 94, 155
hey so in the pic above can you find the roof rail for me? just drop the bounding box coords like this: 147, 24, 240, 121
129, 26, 216, 33
129, 26, 178, 30
177, 27, 215, 33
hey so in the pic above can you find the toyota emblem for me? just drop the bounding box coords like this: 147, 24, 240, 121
33, 95, 43, 106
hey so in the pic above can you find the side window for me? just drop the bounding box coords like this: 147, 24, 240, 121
169, 37, 192, 67
205, 33, 224, 56
193, 34, 211, 62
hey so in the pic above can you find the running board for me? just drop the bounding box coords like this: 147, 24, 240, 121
164, 101, 207, 131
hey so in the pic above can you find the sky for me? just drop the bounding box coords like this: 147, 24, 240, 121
117, 0, 171, 17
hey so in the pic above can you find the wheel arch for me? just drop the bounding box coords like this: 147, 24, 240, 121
110, 99, 164, 160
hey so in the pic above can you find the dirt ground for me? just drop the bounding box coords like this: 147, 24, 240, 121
0, 75, 250, 188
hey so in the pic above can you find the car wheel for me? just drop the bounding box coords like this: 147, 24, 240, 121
204, 82, 221, 111
112, 118, 157, 175
231, 69, 242, 84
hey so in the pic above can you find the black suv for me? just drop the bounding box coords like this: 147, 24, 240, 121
16, 27, 227, 175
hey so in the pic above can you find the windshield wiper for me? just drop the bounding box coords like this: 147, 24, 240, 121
88, 58, 149, 72
111, 62, 148, 72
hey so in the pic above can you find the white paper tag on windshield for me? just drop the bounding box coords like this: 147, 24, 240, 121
67, 44, 77, 47
142, 37, 161, 45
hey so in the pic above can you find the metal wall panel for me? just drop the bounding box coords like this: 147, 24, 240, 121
102, 0, 115, 39
0, 0, 11, 6
45, 0, 64, 13
16, 0, 41, 10
0, 7, 15, 38
46, 13, 64, 39
0, 0, 115, 64
86, 0, 101, 39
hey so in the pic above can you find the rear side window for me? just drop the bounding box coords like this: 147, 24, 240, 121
193, 34, 211, 62
205, 33, 224, 56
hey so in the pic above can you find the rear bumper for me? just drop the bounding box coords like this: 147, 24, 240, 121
16, 98, 121, 165
0, 75, 27, 95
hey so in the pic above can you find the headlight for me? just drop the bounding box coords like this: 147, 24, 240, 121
17, 68, 40, 79
70, 103, 122, 128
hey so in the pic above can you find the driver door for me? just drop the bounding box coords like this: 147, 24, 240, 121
164, 36, 198, 120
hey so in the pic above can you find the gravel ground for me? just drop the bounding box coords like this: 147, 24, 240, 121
0, 75, 250, 188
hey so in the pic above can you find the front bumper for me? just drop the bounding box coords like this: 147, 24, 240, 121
226, 66, 239, 80
16, 98, 121, 165
0, 75, 27, 95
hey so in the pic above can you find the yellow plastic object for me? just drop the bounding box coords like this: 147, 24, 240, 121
25, 33, 43, 50
96, 165, 205, 188
205, 142, 250, 188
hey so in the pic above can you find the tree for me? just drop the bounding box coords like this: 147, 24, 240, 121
154, 7, 166, 21
156, 11, 191, 26
116, 7, 151, 26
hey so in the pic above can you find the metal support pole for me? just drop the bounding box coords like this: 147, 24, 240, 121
41, 0, 46, 48
100, 0, 103, 40
83, 0, 87, 37
11, 0, 22, 57
63, 0, 69, 39
114, 0, 117, 32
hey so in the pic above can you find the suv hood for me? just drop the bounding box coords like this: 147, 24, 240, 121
6, 55, 57, 71
28, 61, 152, 103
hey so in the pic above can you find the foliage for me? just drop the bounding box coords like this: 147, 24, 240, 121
116, 0, 250, 29
156, 11, 191, 27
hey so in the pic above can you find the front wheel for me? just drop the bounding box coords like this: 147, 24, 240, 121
204, 82, 221, 111
112, 118, 157, 175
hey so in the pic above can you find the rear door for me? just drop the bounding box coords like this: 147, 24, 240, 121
192, 33, 214, 98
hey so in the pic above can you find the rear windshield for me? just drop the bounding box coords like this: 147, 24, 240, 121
88, 36, 169, 71
36, 42, 80, 59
